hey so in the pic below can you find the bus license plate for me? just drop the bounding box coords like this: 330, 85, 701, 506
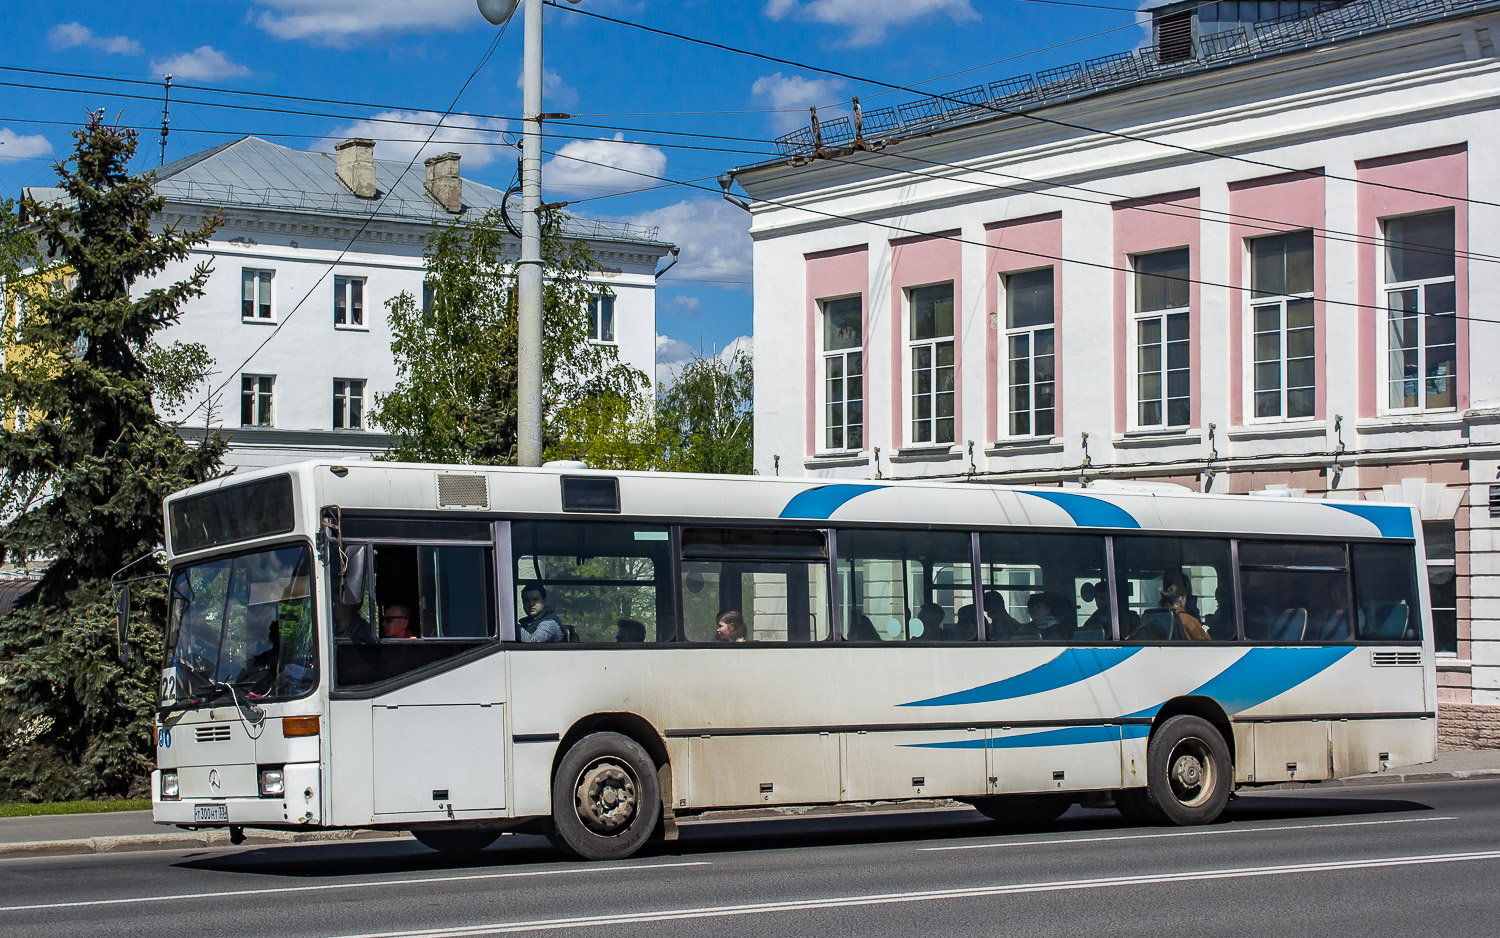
194, 804, 228, 823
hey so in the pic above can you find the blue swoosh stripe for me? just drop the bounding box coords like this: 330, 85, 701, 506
907, 725, 1150, 750
900, 647, 1142, 707
1326, 503, 1415, 539
1184, 645, 1355, 715
1020, 491, 1140, 529
779, 484, 884, 520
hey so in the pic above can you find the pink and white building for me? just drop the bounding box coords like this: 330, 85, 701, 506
730, 2, 1500, 742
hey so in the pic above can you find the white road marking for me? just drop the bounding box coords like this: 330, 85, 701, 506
320, 849, 1500, 937
0, 861, 710, 914
919, 814, 1460, 851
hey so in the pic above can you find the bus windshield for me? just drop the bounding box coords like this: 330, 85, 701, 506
165, 544, 318, 705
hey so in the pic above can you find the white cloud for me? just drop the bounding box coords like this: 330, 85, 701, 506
542, 133, 667, 195
319, 111, 510, 169
763, 0, 979, 48
0, 129, 53, 160
47, 22, 142, 55
150, 47, 251, 80
671, 295, 701, 313
622, 198, 752, 293
517, 67, 579, 113
253, 0, 474, 44
654, 334, 752, 387
751, 72, 846, 133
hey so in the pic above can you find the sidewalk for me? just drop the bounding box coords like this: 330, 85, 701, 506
3, 748, 1498, 859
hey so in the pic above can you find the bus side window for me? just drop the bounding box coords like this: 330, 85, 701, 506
1350, 543, 1421, 642
511, 521, 675, 643
681, 527, 830, 643
977, 532, 1107, 642
835, 528, 972, 643
1238, 541, 1351, 644
1115, 537, 1235, 642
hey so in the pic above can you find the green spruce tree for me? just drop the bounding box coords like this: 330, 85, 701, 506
0, 114, 225, 800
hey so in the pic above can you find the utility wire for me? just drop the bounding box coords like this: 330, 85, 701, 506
538, 142, 1500, 327
182, 26, 510, 422
550, 1, 1497, 210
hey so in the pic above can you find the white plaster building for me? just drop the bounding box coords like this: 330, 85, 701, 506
730, 1, 1500, 742
116, 136, 674, 470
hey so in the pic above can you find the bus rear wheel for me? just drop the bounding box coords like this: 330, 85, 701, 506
411, 828, 499, 855
1143, 715, 1231, 826
550, 732, 661, 861
970, 793, 1072, 830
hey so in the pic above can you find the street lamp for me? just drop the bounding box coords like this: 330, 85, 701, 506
477, 0, 581, 466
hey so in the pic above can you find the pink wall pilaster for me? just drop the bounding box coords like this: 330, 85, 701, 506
1226, 170, 1326, 425
804, 244, 871, 456
1110, 191, 1202, 434
984, 213, 1063, 442
889, 231, 962, 448
1353, 144, 1469, 417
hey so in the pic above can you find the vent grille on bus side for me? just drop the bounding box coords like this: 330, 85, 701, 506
195, 725, 232, 742
436, 473, 489, 510
1372, 651, 1422, 667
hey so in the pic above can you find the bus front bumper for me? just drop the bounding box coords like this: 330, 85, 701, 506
151, 762, 322, 827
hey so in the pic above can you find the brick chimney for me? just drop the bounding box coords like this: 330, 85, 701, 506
335, 138, 377, 198
424, 152, 463, 213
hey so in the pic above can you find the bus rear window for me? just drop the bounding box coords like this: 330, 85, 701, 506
1351, 543, 1421, 642
169, 475, 295, 554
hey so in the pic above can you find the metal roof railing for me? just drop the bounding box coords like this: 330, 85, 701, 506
772, 0, 1498, 158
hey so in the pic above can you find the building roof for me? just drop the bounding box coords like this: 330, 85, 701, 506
736, 0, 1495, 174
151, 136, 667, 248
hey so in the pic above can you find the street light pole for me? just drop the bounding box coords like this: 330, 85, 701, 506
477, 0, 546, 466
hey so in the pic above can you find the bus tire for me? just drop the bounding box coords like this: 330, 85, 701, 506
1143, 715, 1231, 826
550, 732, 661, 861
411, 828, 498, 855
970, 793, 1071, 829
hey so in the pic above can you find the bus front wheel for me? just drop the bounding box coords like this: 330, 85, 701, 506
1143, 715, 1231, 825
550, 732, 661, 861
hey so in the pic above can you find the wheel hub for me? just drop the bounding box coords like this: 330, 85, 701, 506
575, 761, 638, 835
1172, 754, 1204, 790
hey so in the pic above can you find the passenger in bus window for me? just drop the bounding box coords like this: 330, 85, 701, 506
1203, 583, 1235, 638
982, 589, 1022, 640
1159, 571, 1208, 640
615, 618, 647, 643
518, 583, 565, 643
847, 613, 880, 642
942, 604, 979, 642
914, 602, 946, 640
379, 603, 418, 639
332, 601, 372, 643
1025, 593, 1069, 641
715, 610, 747, 642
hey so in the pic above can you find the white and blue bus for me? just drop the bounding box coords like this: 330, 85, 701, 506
147, 461, 1435, 859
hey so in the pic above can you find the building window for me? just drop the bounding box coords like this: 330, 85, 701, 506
1249, 231, 1314, 420
1005, 267, 1055, 438
908, 283, 954, 446
422, 280, 435, 314
241, 374, 274, 427
1383, 211, 1456, 412
333, 378, 366, 430
1134, 249, 1191, 429
589, 294, 616, 343
820, 295, 863, 452
1424, 520, 1456, 654
334, 276, 365, 327
242, 269, 272, 320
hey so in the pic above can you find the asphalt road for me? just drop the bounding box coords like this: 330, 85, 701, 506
3, 779, 1499, 938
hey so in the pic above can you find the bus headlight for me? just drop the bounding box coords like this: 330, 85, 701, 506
258, 767, 285, 798
161, 770, 180, 800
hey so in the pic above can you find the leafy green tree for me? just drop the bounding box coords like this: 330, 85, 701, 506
657, 347, 754, 475
373, 208, 651, 465
0, 114, 225, 800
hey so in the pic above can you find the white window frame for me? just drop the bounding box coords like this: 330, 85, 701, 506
241, 374, 275, 427
333, 378, 366, 430
1380, 211, 1457, 415
1002, 267, 1056, 440
334, 276, 366, 329
819, 294, 864, 454
1131, 248, 1191, 431
1246, 231, 1315, 423
905, 282, 955, 448
588, 293, 616, 344
242, 268, 273, 321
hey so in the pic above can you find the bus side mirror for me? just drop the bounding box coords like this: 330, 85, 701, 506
339, 544, 368, 606
115, 584, 131, 667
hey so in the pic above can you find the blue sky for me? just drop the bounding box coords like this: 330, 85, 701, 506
0, 0, 1150, 375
